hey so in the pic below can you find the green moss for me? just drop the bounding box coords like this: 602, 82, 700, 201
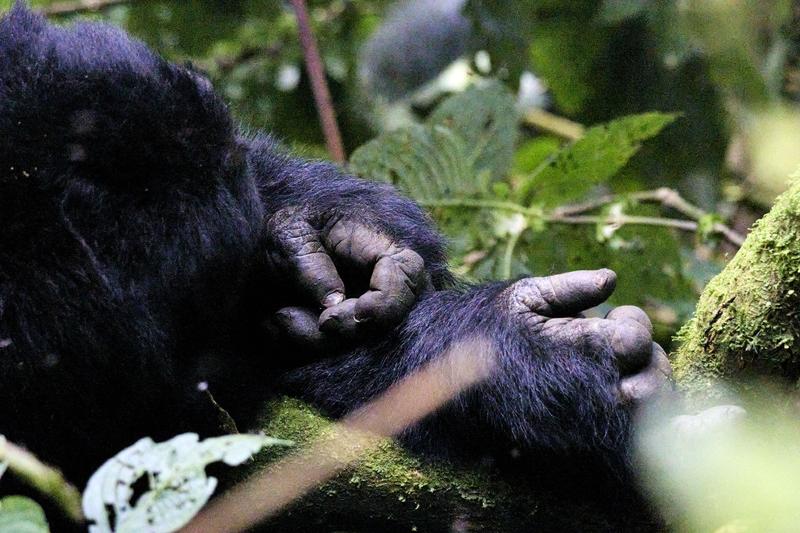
673, 180, 800, 401
253, 398, 506, 510
241, 397, 639, 530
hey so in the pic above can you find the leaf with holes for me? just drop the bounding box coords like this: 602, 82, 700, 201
349, 124, 489, 202
427, 81, 519, 181
349, 80, 519, 202
518, 112, 678, 206
83, 433, 292, 533
0, 496, 49, 533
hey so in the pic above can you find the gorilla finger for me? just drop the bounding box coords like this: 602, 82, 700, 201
270, 214, 345, 307
274, 306, 328, 349
354, 250, 426, 324
651, 342, 672, 378
509, 269, 617, 317
319, 298, 362, 339
294, 251, 347, 308
293, 251, 345, 308
618, 368, 667, 404
619, 343, 673, 403
565, 317, 651, 373
323, 219, 396, 268
609, 319, 653, 375
605, 305, 653, 335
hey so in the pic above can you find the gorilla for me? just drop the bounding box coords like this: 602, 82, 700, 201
0, 2, 670, 514
359, 0, 470, 101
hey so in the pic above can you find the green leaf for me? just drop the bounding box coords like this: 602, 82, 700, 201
349, 124, 487, 201
0, 496, 49, 533
517, 206, 695, 328
512, 136, 562, 175
519, 112, 678, 207
427, 81, 519, 181
350, 81, 519, 203
83, 433, 292, 533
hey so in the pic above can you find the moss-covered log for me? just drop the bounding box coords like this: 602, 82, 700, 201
240, 398, 653, 531
673, 179, 800, 401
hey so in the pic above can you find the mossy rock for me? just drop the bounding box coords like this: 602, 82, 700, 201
674, 179, 800, 403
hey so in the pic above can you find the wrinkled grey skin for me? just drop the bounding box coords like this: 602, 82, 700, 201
265, 213, 431, 346
503, 270, 672, 403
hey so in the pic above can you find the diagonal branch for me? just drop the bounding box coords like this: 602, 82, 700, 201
522, 108, 585, 141
290, 0, 346, 163
419, 194, 744, 248
551, 187, 745, 246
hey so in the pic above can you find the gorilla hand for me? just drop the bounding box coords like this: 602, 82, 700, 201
266, 207, 430, 348
504, 269, 672, 404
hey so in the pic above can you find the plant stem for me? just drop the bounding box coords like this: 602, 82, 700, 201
500, 228, 525, 279
419, 196, 744, 247
0, 436, 84, 523
420, 198, 538, 216
290, 0, 346, 163
544, 214, 698, 231
522, 109, 585, 141
551, 187, 745, 246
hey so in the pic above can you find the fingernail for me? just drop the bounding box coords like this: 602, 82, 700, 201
595, 269, 616, 290
323, 291, 345, 308
353, 314, 371, 324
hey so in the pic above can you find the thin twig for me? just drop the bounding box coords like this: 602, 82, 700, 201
551, 187, 745, 246
544, 213, 699, 231
420, 198, 537, 216
0, 436, 84, 523
290, 0, 346, 163
522, 108, 585, 141
42, 0, 133, 16
419, 196, 744, 247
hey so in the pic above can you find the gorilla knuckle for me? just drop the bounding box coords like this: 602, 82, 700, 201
532, 276, 561, 311
389, 248, 425, 278
505, 278, 546, 315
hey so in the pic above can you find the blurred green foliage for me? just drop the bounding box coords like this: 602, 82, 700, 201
349, 80, 517, 198
0, 496, 49, 532
638, 399, 800, 532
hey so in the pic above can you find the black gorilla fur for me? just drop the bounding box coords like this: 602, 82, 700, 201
0, 4, 660, 514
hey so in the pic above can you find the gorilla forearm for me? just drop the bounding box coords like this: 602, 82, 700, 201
279, 278, 636, 479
